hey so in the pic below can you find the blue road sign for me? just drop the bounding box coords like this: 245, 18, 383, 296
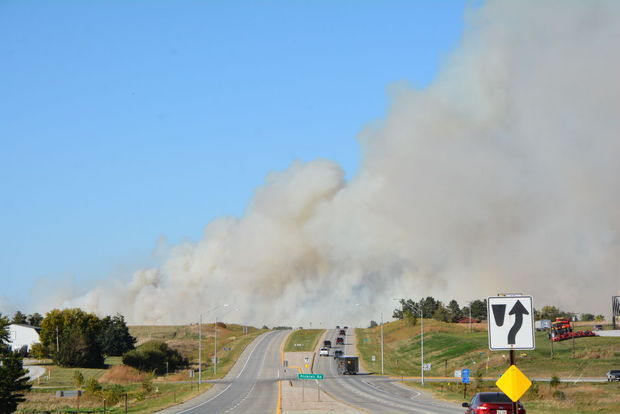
462, 368, 471, 384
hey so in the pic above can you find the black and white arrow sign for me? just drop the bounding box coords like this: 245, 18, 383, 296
487, 296, 535, 350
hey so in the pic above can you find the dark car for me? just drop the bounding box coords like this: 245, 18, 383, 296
333, 349, 343, 357
463, 392, 525, 414
607, 370, 620, 381
339, 329, 346, 336
336, 336, 344, 344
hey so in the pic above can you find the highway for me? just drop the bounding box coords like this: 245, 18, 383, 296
161, 330, 288, 414
313, 329, 463, 414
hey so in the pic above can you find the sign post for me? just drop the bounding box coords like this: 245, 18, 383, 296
461, 368, 470, 399
488, 295, 535, 414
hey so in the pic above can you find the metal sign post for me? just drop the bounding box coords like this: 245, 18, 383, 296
488, 294, 534, 413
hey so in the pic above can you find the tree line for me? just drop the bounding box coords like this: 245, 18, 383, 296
392, 297, 605, 324
392, 297, 488, 324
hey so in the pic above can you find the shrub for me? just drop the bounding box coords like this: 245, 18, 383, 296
102, 384, 125, 405
552, 390, 566, 400
30, 342, 48, 360
141, 377, 154, 394
550, 375, 560, 388
122, 341, 188, 375
85, 377, 102, 394
73, 370, 85, 389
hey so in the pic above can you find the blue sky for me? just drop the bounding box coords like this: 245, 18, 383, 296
0, 0, 467, 312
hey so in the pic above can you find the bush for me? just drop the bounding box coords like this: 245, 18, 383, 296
73, 370, 85, 389
85, 377, 102, 394
30, 342, 48, 360
141, 377, 154, 394
122, 341, 188, 375
550, 375, 560, 388
102, 384, 125, 405
552, 390, 566, 400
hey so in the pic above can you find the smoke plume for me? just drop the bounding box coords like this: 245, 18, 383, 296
61, 0, 620, 325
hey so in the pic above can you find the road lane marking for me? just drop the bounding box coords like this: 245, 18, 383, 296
176, 331, 274, 414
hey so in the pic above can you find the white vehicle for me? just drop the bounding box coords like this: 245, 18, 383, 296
319, 347, 329, 357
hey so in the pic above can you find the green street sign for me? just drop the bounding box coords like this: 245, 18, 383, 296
298, 373, 324, 380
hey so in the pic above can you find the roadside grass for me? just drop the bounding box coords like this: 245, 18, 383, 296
405, 380, 620, 413
20, 382, 208, 413
129, 323, 266, 380
357, 319, 620, 413
19, 324, 265, 412
284, 329, 324, 352
356, 319, 620, 378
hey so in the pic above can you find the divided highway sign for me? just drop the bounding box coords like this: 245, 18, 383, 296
487, 295, 535, 350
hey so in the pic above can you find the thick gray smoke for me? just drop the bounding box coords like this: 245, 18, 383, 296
63, 0, 620, 325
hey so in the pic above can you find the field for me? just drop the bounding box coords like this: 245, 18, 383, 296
284, 329, 324, 352
356, 319, 620, 377
18, 323, 265, 413
356, 319, 620, 413
407, 379, 620, 413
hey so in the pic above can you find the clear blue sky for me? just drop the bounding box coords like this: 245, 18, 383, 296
0, 0, 467, 312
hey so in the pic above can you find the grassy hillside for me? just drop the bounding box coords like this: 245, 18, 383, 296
356, 319, 620, 378
357, 320, 620, 413
284, 329, 324, 352
18, 324, 265, 413
129, 323, 266, 380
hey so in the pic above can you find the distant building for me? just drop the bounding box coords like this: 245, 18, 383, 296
457, 316, 480, 324
6, 324, 41, 353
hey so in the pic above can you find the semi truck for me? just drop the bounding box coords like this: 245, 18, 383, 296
336, 356, 359, 375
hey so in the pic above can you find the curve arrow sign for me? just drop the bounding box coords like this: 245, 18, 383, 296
507, 300, 529, 345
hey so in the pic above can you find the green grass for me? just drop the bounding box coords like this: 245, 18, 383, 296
357, 319, 620, 413
20, 324, 265, 413
284, 329, 324, 352
356, 319, 620, 378
20, 382, 210, 413
404, 380, 620, 413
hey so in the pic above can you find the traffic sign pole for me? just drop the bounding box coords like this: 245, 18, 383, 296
510, 350, 517, 414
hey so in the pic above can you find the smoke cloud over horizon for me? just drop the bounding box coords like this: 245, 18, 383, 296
33, 1, 620, 325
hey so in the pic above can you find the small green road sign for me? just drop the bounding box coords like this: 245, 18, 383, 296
298, 373, 324, 380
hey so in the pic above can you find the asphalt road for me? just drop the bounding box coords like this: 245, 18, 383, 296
314, 329, 463, 414
161, 329, 288, 414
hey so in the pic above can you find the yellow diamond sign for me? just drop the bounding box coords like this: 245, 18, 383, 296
496, 365, 532, 402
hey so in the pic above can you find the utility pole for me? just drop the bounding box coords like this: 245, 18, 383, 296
380, 312, 384, 375
469, 306, 472, 333
421, 306, 424, 385
198, 314, 202, 386
214, 316, 218, 375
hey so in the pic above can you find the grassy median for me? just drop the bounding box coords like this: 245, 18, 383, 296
284, 329, 324, 352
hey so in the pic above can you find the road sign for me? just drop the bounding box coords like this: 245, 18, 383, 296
454, 370, 461, 378
371, 355, 376, 361
423, 363, 432, 372
304, 357, 309, 363
462, 368, 470, 384
298, 373, 324, 380
496, 365, 532, 402
488, 296, 535, 350
56, 390, 82, 397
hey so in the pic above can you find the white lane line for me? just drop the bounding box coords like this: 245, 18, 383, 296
175, 331, 275, 414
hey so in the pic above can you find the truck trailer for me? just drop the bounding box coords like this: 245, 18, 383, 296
336, 356, 359, 375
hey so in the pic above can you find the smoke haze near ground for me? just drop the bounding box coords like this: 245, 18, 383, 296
47, 0, 620, 325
